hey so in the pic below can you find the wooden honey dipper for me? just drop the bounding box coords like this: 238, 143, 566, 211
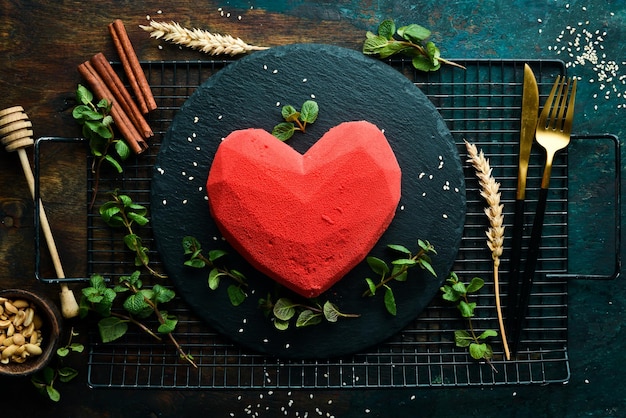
0, 106, 79, 318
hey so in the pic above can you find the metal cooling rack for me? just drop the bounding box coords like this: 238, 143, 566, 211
39, 59, 581, 388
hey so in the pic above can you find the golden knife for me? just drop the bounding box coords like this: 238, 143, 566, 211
506, 64, 538, 343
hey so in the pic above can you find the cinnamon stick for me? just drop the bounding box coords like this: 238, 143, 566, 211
108, 19, 157, 114
89, 53, 153, 139
77, 61, 148, 154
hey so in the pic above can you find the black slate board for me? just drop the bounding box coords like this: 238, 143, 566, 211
151, 44, 466, 359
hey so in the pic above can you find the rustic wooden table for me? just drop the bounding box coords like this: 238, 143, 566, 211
1, 1, 624, 417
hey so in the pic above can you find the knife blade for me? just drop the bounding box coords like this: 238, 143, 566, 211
506, 63, 539, 352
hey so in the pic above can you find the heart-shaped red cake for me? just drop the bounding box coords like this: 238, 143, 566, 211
207, 120, 401, 298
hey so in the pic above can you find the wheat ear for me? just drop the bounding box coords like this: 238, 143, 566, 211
465, 140, 510, 360
140, 21, 269, 56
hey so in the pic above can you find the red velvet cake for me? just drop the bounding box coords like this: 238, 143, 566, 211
207, 120, 401, 298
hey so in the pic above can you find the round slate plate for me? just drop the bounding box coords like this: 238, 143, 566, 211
151, 44, 466, 359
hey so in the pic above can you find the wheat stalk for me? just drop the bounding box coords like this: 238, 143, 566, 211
140, 20, 269, 56
464, 140, 510, 360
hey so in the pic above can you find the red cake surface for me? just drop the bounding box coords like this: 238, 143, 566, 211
206, 120, 401, 298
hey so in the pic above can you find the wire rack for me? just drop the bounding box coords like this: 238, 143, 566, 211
42, 59, 577, 388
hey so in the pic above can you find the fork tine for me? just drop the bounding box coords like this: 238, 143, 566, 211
538, 75, 561, 128
562, 78, 577, 135
554, 78, 568, 130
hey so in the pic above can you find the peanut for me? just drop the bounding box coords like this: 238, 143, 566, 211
24, 344, 42, 356
22, 308, 34, 327
12, 333, 25, 346
12, 300, 29, 309
4, 301, 18, 315
0, 297, 46, 366
1, 344, 18, 359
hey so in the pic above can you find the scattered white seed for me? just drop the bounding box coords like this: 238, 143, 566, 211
443, 213, 448, 219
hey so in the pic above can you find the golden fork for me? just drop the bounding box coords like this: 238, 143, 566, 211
510, 75, 577, 354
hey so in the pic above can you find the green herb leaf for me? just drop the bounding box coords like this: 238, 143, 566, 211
273, 298, 297, 321
412, 55, 437, 72
158, 313, 178, 334
362, 34, 389, 55
281, 105, 300, 122
227, 285, 246, 306
367, 256, 390, 276
365, 278, 377, 296
466, 277, 485, 294
454, 329, 472, 347
182, 236, 200, 255
57, 367, 79, 383
457, 300, 476, 318
47, 385, 61, 402
273, 318, 290, 330
272, 122, 295, 141
76, 84, 94, 105
478, 329, 498, 340
112, 142, 130, 163
383, 285, 397, 316
322, 301, 342, 323
185, 258, 205, 268
208, 249, 228, 262
153, 284, 175, 304
387, 244, 411, 255
469, 342, 489, 360
104, 154, 123, 173
419, 258, 437, 277
391, 258, 417, 266
123, 292, 152, 318
440, 285, 460, 302
208, 268, 222, 290
69, 343, 85, 353
98, 316, 129, 343
296, 309, 322, 327
397, 23, 431, 43
377, 19, 396, 40
300, 100, 319, 124
56, 347, 69, 358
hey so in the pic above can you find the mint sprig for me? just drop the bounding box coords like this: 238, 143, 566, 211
363, 239, 437, 315
272, 100, 319, 141
441, 272, 498, 367
363, 19, 464, 72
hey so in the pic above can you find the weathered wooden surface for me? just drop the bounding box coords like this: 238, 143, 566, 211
1, 1, 625, 417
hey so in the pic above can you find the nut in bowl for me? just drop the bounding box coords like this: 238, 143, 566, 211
0, 289, 61, 376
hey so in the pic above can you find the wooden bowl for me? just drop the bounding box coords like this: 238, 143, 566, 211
0, 289, 62, 376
